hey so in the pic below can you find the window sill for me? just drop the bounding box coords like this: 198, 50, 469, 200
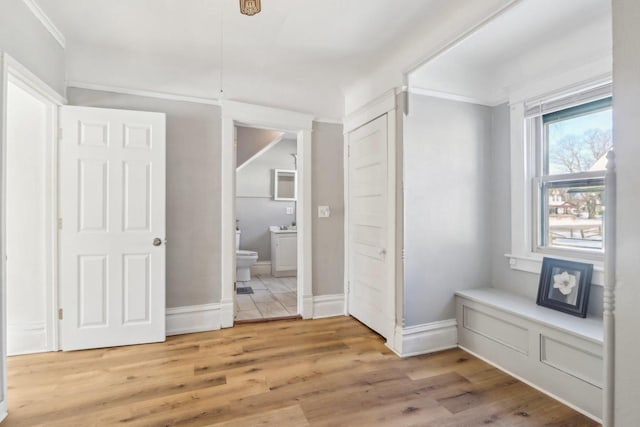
505, 253, 604, 287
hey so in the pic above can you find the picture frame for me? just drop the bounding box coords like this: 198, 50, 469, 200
536, 257, 593, 318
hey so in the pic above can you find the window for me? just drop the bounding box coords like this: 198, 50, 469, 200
530, 96, 613, 255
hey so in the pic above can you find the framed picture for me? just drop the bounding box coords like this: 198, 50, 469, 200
536, 257, 593, 318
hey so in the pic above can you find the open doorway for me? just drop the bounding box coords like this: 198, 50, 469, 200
234, 126, 299, 321
5, 74, 58, 356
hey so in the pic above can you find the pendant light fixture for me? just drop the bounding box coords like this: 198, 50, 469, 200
239, 0, 261, 16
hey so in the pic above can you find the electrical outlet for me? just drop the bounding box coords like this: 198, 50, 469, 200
318, 206, 331, 218
286, 207, 294, 215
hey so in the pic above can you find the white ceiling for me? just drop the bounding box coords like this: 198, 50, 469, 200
409, 0, 612, 105
36, 0, 451, 118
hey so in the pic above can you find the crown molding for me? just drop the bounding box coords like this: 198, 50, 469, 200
21, 0, 66, 49
313, 117, 343, 125
66, 81, 222, 106
409, 86, 507, 107
67, 81, 344, 122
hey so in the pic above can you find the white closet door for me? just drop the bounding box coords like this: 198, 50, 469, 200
348, 114, 393, 339
59, 106, 166, 351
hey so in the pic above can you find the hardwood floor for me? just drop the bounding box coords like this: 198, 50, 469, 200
4, 317, 598, 426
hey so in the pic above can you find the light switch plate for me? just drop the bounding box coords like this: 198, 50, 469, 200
318, 206, 331, 218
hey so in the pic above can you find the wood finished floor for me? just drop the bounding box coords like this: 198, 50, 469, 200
4, 317, 598, 427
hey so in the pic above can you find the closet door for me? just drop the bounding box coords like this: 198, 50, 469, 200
347, 114, 393, 339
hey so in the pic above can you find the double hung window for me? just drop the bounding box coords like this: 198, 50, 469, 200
528, 90, 612, 256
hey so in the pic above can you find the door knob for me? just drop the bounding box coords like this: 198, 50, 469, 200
153, 238, 163, 247
379, 248, 386, 256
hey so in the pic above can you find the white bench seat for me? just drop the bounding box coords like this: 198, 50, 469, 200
456, 287, 603, 422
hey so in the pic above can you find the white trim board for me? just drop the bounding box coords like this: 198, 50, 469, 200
312, 294, 345, 319
343, 89, 396, 134
67, 81, 341, 124
4, 53, 62, 355
409, 86, 507, 108
506, 253, 605, 287
21, 0, 66, 49
66, 81, 221, 106
6, 54, 66, 105
7, 322, 48, 356
166, 303, 222, 336
387, 319, 458, 358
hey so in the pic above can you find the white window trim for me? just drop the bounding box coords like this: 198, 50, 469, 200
506, 79, 612, 287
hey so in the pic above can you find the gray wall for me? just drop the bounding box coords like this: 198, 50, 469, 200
236, 137, 297, 261
0, 0, 66, 95
67, 88, 222, 308
488, 103, 603, 317
613, 0, 640, 423
64, 88, 345, 306
236, 126, 283, 168
403, 94, 492, 326
312, 122, 344, 296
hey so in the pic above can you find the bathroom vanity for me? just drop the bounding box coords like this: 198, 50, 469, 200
270, 226, 297, 277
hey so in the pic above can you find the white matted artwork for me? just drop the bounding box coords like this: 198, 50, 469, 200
536, 257, 593, 318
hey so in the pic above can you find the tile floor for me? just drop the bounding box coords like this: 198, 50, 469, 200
235, 274, 298, 321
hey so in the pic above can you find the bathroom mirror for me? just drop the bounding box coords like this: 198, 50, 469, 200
274, 169, 297, 201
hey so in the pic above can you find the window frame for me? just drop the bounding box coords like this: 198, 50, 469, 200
507, 79, 612, 286
529, 96, 612, 260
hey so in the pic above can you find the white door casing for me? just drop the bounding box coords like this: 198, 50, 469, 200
221, 100, 314, 321
6, 78, 50, 356
59, 106, 166, 351
347, 114, 394, 339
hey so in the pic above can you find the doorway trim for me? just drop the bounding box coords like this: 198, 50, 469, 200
0, 52, 66, 420
220, 100, 314, 325
5, 58, 64, 356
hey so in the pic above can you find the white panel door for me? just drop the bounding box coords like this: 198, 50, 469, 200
59, 106, 166, 351
348, 115, 393, 339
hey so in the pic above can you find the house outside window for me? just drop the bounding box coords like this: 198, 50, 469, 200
528, 93, 613, 257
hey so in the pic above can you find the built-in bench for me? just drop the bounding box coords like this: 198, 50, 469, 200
455, 288, 603, 422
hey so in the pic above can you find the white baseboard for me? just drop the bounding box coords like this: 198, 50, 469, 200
0, 400, 6, 424
302, 295, 314, 319
251, 261, 272, 276
219, 299, 234, 329
7, 322, 47, 356
166, 303, 221, 336
387, 319, 458, 358
312, 294, 346, 319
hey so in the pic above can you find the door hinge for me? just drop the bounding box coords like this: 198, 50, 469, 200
58, 308, 63, 320
58, 218, 63, 230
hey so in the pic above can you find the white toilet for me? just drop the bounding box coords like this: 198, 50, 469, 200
236, 230, 258, 282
